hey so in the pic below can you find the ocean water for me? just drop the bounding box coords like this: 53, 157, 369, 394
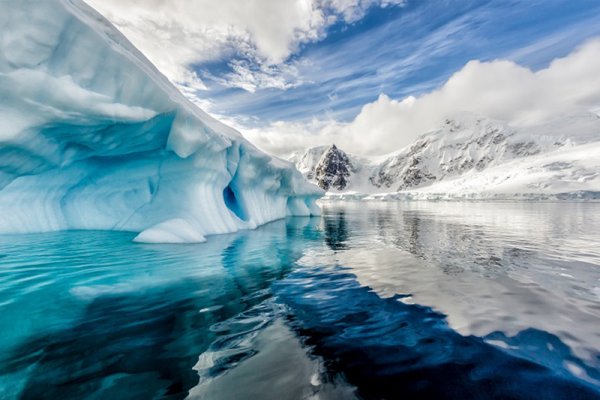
1, 202, 600, 399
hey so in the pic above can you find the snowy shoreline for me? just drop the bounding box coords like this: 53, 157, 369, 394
319, 190, 600, 202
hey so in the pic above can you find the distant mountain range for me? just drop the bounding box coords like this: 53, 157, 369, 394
287, 112, 600, 200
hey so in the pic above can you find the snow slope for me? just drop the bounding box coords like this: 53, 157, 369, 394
403, 141, 600, 200
289, 112, 600, 200
0, 0, 321, 242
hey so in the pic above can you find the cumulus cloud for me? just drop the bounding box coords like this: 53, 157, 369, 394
242, 39, 600, 156
85, 0, 403, 95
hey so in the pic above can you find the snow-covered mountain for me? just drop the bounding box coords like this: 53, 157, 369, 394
288, 144, 374, 192
0, 0, 321, 243
289, 144, 355, 190
288, 112, 600, 200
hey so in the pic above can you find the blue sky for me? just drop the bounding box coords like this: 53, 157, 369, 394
89, 0, 600, 155
195, 0, 600, 125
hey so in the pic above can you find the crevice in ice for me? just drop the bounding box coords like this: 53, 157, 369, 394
223, 184, 248, 222
222, 144, 249, 222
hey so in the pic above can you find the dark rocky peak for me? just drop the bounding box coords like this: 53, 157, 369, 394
314, 144, 352, 190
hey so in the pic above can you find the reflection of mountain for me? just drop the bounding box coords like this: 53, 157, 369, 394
317, 202, 600, 380
370, 203, 538, 276
276, 263, 600, 399
323, 210, 349, 251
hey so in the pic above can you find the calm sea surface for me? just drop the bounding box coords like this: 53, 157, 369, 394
1, 202, 600, 399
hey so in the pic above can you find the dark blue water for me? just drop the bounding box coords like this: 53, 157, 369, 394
1, 202, 600, 399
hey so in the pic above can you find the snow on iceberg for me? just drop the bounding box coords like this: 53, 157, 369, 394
0, 0, 322, 243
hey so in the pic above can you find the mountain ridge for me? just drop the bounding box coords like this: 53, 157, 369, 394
287, 112, 600, 199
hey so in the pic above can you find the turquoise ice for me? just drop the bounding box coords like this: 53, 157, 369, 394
0, 0, 321, 243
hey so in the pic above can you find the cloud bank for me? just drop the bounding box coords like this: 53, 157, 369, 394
242, 39, 600, 156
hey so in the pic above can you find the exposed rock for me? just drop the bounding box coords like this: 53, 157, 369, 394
314, 145, 352, 190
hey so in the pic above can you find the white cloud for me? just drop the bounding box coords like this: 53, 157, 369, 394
321, 0, 405, 23
241, 118, 344, 156
84, 0, 403, 95
212, 60, 304, 93
242, 38, 600, 157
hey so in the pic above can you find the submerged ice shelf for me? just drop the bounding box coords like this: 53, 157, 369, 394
0, 0, 322, 243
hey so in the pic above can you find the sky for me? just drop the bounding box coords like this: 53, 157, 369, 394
86, 0, 600, 157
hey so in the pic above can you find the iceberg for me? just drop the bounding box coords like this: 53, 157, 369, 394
0, 0, 322, 243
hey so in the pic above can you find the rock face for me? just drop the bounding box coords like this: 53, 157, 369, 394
289, 112, 600, 197
0, 0, 322, 243
314, 145, 352, 190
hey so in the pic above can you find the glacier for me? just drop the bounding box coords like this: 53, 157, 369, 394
0, 0, 322, 243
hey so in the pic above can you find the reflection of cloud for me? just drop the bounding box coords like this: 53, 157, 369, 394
318, 201, 600, 367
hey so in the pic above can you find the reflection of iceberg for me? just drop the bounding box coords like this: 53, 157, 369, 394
0, 0, 321, 243
0, 216, 323, 399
